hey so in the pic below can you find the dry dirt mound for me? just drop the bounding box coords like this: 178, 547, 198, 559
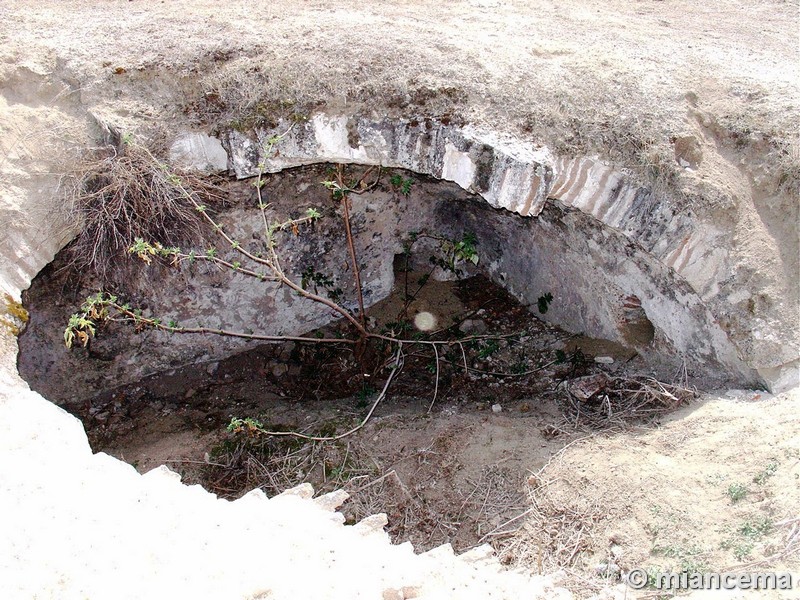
502, 389, 800, 598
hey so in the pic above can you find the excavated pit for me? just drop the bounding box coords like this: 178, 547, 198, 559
16, 162, 747, 551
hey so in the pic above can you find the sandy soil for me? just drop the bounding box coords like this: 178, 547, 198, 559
1, 0, 797, 192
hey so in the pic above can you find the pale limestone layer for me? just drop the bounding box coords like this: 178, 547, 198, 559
226, 115, 554, 218
169, 132, 229, 174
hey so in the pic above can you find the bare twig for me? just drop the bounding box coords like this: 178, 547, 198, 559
427, 343, 440, 413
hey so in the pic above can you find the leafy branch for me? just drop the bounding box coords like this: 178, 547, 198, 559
321, 163, 382, 333
64, 291, 357, 348
63, 137, 519, 438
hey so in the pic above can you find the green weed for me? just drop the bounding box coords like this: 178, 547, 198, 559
390, 173, 414, 196
753, 461, 778, 485
537, 292, 553, 314
726, 482, 749, 503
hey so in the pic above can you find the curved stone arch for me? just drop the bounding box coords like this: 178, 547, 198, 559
212, 114, 757, 385
220, 115, 727, 301
1, 112, 760, 387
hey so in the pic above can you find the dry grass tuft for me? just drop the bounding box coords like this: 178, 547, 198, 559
494, 434, 611, 595
63, 134, 225, 284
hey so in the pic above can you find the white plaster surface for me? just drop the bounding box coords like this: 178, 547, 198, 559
0, 387, 572, 599
169, 132, 229, 173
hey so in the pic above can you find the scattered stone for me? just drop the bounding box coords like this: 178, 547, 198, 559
610, 543, 624, 559
205, 362, 218, 376
673, 134, 703, 169
271, 363, 289, 377
519, 402, 531, 412
594, 562, 621, 577
168, 132, 228, 173
491, 403, 502, 413
278, 342, 296, 361
594, 356, 615, 364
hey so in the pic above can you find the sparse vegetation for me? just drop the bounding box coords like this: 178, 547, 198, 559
753, 460, 778, 485
651, 543, 708, 575
726, 482, 749, 504
389, 173, 414, 196
720, 516, 775, 561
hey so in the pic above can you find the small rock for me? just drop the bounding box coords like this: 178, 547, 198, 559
184, 388, 197, 399
459, 318, 488, 335
271, 363, 289, 377
594, 356, 615, 364
595, 562, 620, 577
491, 403, 502, 413
278, 342, 296, 361
206, 362, 219, 376
568, 373, 611, 400
519, 402, 531, 412
401, 586, 420, 599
